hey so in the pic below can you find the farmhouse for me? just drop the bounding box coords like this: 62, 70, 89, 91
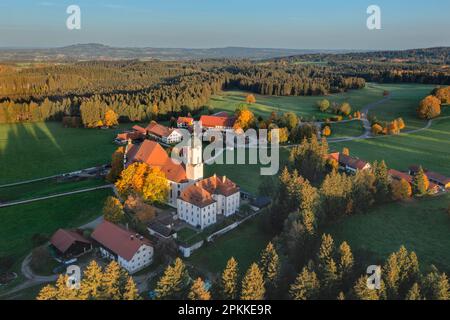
177, 117, 194, 128
91, 221, 153, 274
409, 165, 450, 190
177, 175, 240, 230
115, 125, 146, 144
389, 169, 440, 194
146, 121, 183, 144
50, 229, 92, 260
199, 114, 236, 131
125, 139, 203, 206
328, 152, 371, 173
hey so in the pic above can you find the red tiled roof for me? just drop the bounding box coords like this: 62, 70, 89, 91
388, 169, 413, 184
180, 184, 216, 208
200, 115, 236, 128
409, 165, 450, 186
126, 140, 187, 182
132, 125, 147, 134
116, 131, 144, 141
179, 175, 239, 207
146, 121, 172, 138
198, 175, 240, 197
50, 229, 91, 254
91, 221, 151, 261
327, 152, 340, 163
177, 117, 194, 125
338, 154, 370, 170
425, 171, 450, 186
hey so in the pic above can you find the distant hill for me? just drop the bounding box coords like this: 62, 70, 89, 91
271, 47, 450, 64
0, 43, 352, 62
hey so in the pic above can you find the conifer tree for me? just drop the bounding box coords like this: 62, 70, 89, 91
241, 263, 265, 300
405, 283, 422, 300
101, 261, 122, 299
352, 276, 385, 300
373, 160, 390, 202
259, 242, 280, 288
413, 166, 430, 196
337, 241, 354, 284
188, 278, 211, 300
317, 234, 338, 293
289, 266, 320, 300
123, 277, 141, 300
421, 266, 450, 300
221, 257, 239, 300
155, 258, 189, 300
79, 261, 103, 299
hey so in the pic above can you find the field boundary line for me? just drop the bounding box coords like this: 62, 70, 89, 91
0, 185, 113, 208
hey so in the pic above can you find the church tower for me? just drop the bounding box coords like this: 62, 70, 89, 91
185, 123, 204, 181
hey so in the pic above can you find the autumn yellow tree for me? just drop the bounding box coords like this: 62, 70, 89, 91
390, 179, 412, 201
234, 109, 255, 131
37, 261, 140, 300
151, 103, 159, 120
103, 196, 125, 224
115, 163, 169, 203
417, 95, 441, 119
104, 109, 119, 127
246, 94, 256, 104
371, 123, 383, 135
188, 278, 211, 300
106, 147, 124, 182
322, 126, 331, 137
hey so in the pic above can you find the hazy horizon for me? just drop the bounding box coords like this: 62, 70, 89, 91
1, 0, 449, 49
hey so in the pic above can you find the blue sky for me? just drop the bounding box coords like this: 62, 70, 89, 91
0, 0, 449, 49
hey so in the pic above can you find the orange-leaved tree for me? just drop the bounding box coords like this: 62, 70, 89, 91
116, 162, 169, 203
246, 94, 256, 104
104, 109, 119, 127
417, 95, 441, 119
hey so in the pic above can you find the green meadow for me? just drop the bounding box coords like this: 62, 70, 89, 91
0, 188, 112, 260
0, 122, 122, 185
326, 193, 450, 272
331, 116, 450, 176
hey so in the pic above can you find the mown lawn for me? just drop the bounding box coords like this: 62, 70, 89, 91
329, 120, 364, 138
208, 84, 386, 120
0, 188, 112, 260
187, 213, 272, 275
325, 193, 450, 272
0, 122, 125, 184
0, 178, 107, 203
367, 83, 437, 130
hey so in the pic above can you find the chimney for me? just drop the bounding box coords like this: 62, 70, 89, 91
222, 176, 226, 183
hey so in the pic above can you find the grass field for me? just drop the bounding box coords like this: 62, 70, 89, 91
0, 188, 112, 260
0, 122, 123, 185
204, 148, 290, 194
187, 213, 272, 275
329, 120, 365, 138
0, 178, 107, 203
325, 193, 450, 272
331, 116, 450, 176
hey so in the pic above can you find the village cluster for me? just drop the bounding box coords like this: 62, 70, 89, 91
46, 111, 450, 277
47, 112, 260, 275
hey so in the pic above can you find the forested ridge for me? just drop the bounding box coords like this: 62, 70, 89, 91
0, 48, 449, 124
